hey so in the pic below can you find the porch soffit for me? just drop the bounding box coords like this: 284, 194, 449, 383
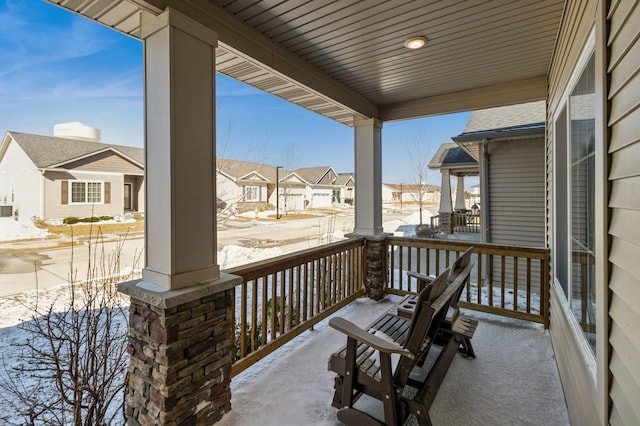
46, 0, 565, 126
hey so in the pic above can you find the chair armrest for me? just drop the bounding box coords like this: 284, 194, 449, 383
407, 271, 435, 283
329, 317, 414, 359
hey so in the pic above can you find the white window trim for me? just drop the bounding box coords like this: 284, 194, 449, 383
244, 185, 261, 202
551, 27, 597, 381
70, 180, 105, 205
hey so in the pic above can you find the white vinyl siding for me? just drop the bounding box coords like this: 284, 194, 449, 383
607, 0, 640, 423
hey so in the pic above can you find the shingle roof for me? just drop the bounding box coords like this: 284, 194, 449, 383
293, 166, 334, 184
334, 173, 353, 186
217, 158, 277, 182
462, 100, 545, 133
443, 147, 476, 166
8, 131, 143, 168
384, 183, 439, 192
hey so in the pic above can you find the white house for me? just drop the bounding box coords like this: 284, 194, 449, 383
0, 124, 144, 221
216, 158, 276, 212
381, 183, 439, 204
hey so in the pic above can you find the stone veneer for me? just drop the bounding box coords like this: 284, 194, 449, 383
364, 235, 387, 301
119, 273, 241, 425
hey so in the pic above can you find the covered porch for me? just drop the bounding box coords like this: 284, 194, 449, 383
42, 1, 630, 425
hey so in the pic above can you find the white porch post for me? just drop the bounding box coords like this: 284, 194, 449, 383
439, 169, 453, 214
119, 8, 240, 425
141, 9, 220, 290
354, 117, 383, 236
455, 175, 466, 210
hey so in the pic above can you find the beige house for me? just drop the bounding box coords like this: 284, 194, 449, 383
49, 1, 640, 425
0, 128, 144, 221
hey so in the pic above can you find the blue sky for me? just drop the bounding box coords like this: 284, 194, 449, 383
0, 0, 471, 184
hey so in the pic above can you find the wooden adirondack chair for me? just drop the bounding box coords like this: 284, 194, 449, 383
407, 246, 476, 358
328, 268, 466, 425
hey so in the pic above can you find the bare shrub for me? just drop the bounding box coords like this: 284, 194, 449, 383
1, 227, 141, 425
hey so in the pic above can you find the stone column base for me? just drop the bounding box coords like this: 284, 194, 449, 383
119, 273, 241, 425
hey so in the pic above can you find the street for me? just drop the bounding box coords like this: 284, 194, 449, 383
0, 208, 414, 297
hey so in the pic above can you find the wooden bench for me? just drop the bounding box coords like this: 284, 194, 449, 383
327, 264, 475, 425
407, 246, 478, 358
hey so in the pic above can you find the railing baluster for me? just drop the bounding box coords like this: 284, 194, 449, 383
279, 270, 285, 335
261, 275, 267, 346
271, 272, 277, 341
500, 256, 506, 309
477, 253, 482, 304
526, 258, 532, 314
513, 257, 519, 312
488, 255, 494, 307
241, 282, 247, 358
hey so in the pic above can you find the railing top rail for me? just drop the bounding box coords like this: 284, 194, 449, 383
224, 236, 365, 280
385, 236, 550, 259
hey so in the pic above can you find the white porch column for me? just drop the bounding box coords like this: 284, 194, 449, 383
354, 117, 383, 235
439, 169, 453, 214
141, 9, 220, 290
455, 175, 466, 210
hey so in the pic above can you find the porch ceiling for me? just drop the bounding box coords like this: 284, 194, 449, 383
47, 0, 565, 126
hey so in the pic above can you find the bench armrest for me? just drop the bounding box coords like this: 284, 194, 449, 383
407, 271, 435, 283
329, 317, 414, 359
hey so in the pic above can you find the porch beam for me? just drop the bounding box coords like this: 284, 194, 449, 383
380, 76, 546, 121
353, 117, 383, 236
136, 0, 378, 120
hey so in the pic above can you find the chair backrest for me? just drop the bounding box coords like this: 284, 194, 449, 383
403, 267, 450, 354
395, 268, 451, 386
451, 246, 474, 274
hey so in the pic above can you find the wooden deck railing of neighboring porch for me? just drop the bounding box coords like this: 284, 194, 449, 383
385, 237, 550, 327
224, 237, 365, 376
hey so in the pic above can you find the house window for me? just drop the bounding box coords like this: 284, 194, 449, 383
244, 186, 260, 202
555, 52, 596, 354
71, 181, 103, 204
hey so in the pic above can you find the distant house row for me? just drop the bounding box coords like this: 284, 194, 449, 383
0, 124, 357, 221
216, 158, 354, 213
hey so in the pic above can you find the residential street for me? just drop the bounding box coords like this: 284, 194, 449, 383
0, 208, 414, 297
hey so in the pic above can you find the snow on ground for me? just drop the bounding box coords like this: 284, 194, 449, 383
218, 244, 283, 269
0, 217, 49, 241
220, 296, 569, 426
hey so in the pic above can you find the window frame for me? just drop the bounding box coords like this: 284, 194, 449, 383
69, 180, 104, 205
552, 28, 598, 373
243, 185, 261, 202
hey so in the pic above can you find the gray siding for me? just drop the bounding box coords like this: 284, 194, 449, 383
546, 0, 600, 424
488, 138, 545, 247
607, 0, 640, 423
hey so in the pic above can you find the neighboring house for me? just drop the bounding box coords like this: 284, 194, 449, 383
277, 166, 340, 211
0, 125, 144, 221
334, 173, 354, 205
453, 100, 546, 247
381, 183, 440, 204
216, 158, 276, 212
429, 143, 479, 218
217, 160, 353, 213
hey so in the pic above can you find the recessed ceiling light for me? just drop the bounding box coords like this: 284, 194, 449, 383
404, 36, 427, 49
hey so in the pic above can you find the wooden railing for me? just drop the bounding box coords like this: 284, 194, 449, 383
452, 211, 480, 233
385, 237, 550, 327
224, 237, 365, 376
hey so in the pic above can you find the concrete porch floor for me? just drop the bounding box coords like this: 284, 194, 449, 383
218, 295, 569, 426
